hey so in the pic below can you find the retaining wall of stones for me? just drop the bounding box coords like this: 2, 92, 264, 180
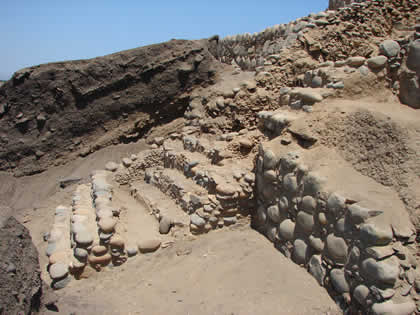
212, 0, 418, 74
211, 2, 376, 70
253, 143, 418, 313
329, 0, 367, 10
212, 12, 331, 70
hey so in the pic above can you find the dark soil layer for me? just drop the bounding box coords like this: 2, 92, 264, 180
0, 39, 220, 176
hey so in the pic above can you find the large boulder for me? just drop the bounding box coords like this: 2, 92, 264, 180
0, 215, 45, 314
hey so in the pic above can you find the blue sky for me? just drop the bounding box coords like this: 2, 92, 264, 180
0, 1, 327, 80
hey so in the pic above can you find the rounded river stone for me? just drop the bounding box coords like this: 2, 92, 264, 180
49, 262, 68, 280
301, 195, 316, 214
308, 255, 325, 286
74, 248, 88, 260
330, 269, 350, 293
296, 211, 314, 234
279, 219, 295, 241
367, 56, 388, 70
278, 196, 289, 212
327, 193, 346, 216
293, 239, 308, 265
159, 216, 173, 234
266, 224, 278, 242
98, 217, 117, 233
303, 172, 324, 195
267, 205, 281, 223
256, 205, 267, 226
263, 149, 278, 170
263, 170, 277, 182
353, 285, 370, 306
318, 212, 327, 226
379, 40, 400, 58
326, 234, 348, 264
190, 213, 206, 228
283, 173, 298, 194
309, 235, 324, 252
137, 239, 161, 253
75, 229, 93, 246
92, 245, 108, 256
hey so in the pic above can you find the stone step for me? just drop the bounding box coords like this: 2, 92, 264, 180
46, 205, 72, 288
70, 183, 100, 273
145, 166, 253, 234
129, 180, 190, 235
90, 170, 126, 267
109, 183, 162, 257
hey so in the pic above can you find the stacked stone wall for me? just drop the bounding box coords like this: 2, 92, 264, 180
253, 143, 418, 313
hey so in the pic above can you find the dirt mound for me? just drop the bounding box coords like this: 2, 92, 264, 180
314, 103, 420, 228
0, 38, 221, 176
0, 214, 42, 314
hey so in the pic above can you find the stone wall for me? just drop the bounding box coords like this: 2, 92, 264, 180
212, 10, 335, 70
253, 140, 418, 313
328, 0, 366, 10
211, 0, 418, 72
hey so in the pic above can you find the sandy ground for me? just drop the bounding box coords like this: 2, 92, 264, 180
43, 226, 339, 315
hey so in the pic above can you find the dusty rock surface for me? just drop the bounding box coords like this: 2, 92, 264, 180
0, 215, 42, 314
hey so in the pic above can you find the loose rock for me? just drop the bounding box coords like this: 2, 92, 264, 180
137, 240, 161, 253
159, 216, 173, 234
105, 162, 119, 172
379, 40, 400, 58
49, 263, 68, 280
367, 56, 388, 70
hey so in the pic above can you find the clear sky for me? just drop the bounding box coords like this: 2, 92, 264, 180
0, 0, 327, 80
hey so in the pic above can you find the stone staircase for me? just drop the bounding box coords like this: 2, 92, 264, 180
45, 168, 164, 287
138, 134, 257, 235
